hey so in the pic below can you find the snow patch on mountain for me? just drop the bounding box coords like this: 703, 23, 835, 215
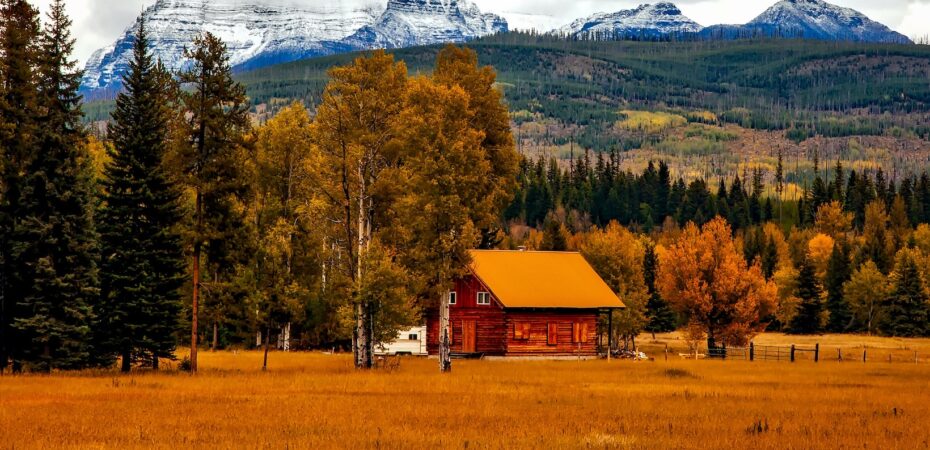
82, 0, 504, 92
557, 3, 703, 38
746, 0, 911, 43
344, 0, 506, 50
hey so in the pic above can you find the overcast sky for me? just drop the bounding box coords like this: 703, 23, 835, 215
30, 0, 930, 65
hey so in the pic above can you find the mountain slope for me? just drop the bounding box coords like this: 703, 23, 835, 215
702, 0, 911, 43
82, 0, 504, 92
344, 0, 506, 50
557, 3, 702, 38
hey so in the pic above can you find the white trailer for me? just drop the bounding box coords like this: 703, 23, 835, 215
375, 326, 427, 356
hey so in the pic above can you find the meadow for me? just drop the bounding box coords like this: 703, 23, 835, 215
2, 334, 930, 449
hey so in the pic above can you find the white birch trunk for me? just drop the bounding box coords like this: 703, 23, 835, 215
439, 292, 452, 373
283, 323, 291, 352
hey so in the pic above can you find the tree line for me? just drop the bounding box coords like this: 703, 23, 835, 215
2, 1, 929, 374
502, 151, 930, 346
0, 1, 518, 373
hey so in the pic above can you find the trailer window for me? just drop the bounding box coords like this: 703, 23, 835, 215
408, 333, 418, 340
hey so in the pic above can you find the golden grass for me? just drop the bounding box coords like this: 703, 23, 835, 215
2, 339, 930, 449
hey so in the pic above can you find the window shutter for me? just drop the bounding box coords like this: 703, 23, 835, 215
523, 323, 531, 340
547, 322, 558, 345
572, 323, 580, 343
513, 322, 523, 340
581, 322, 589, 343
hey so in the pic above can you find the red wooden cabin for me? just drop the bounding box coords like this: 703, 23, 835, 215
426, 250, 625, 357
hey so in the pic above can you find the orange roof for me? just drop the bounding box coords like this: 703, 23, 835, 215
468, 250, 625, 309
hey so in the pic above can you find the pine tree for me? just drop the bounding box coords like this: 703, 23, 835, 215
541, 217, 567, 251
761, 235, 778, 280
0, 0, 42, 373
880, 250, 929, 337
10, 0, 98, 371
643, 242, 676, 334
176, 32, 250, 372
824, 240, 852, 332
788, 254, 824, 334
97, 19, 185, 372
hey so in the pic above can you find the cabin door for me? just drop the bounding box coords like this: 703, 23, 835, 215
462, 320, 477, 353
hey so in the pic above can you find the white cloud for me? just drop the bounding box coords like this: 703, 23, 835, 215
26, 0, 930, 65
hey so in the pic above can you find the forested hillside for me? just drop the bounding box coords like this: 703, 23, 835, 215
234, 33, 930, 144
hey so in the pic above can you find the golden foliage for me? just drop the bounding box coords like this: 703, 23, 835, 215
844, 260, 891, 335
657, 217, 777, 346
807, 233, 835, 281
616, 110, 687, 134
579, 222, 649, 340
814, 201, 852, 240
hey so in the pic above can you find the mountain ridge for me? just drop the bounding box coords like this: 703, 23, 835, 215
81, 0, 914, 94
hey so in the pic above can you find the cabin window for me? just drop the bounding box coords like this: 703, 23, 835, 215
572, 322, 589, 344
448, 291, 457, 305
547, 322, 558, 345
477, 292, 491, 305
513, 322, 530, 340
408, 333, 418, 341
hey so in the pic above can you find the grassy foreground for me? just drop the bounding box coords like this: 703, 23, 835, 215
2, 340, 930, 449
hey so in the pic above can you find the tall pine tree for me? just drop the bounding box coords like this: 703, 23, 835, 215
643, 241, 676, 335
98, 19, 186, 372
788, 253, 824, 334
0, 0, 41, 373
10, 0, 98, 371
880, 250, 929, 337
824, 240, 852, 332
176, 32, 250, 373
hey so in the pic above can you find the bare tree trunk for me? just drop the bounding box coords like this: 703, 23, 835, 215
354, 168, 373, 369
262, 326, 270, 371
191, 243, 200, 374
121, 347, 131, 373
211, 321, 218, 352
355, 303, 369, 369
282, 323, 290, 352
439, 292, 451, 373
190, 191, 202, 374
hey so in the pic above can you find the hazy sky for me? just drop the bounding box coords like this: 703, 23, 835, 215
30, 0, 930, 65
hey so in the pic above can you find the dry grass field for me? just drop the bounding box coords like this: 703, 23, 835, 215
2, 334, 930, 449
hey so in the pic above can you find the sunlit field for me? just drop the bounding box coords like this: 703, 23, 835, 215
3, 335, 930, 449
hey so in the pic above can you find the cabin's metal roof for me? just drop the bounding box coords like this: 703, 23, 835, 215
468, 250, 625, 309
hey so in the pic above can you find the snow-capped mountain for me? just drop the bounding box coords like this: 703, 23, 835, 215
82, 0, 914, 93
345, 0, 506, 50
557, 3, 703, 38
746, 0, 911, 43
82, 0, 505, 92
701, 0, 911, 43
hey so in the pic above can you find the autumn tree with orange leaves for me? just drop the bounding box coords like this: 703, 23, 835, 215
657, 217, 777, 348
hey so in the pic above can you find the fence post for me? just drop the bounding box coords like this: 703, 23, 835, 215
863, 348, 867, 363
749, 342, 754, 362
837, 348, 842, 362
814, 343, 819, 363
665, 344, 668, 362
790, 344, 796, 363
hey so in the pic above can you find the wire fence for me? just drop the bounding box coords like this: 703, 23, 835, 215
657, 342, 927, 364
